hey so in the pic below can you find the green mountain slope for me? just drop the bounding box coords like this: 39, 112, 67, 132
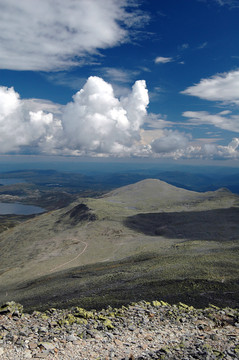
0, 179, 239, 311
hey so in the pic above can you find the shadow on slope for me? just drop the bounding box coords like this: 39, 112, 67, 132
2, 252, 239, 312
124, 207, 239, 241
57, 203, 97, 226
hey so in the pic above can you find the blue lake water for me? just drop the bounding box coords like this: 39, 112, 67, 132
0, 203, 45, 215
0, 178, 26, 185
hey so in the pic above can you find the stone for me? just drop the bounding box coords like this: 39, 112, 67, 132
73, 340, 82, 345
20, 327, 30, 336
29, 342, 38, 350
23, 349, 32, 359
0, 300, 238, 359
114, 339, 123, 346
144, 334, 153, 341
39, 342, 56, 351
34, 352, 49, 358
210, 333, 219, 341
66, 334, 77, 342
38, 327, 48, 334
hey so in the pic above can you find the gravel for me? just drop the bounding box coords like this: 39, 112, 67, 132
0, 300, 238, 359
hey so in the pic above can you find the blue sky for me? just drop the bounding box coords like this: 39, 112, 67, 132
0, 0, 239, 162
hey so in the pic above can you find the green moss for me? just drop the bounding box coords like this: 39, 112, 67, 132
235, 345, 239, 354
160, 301, 170, 307
178, 302, 194, 311
46, 308, 57, 314
40, 313, 49, 320
203, 343, 212, 352
32, 311, 41, 317
76, 318, 88, 325
0, 301, 23, 316
209, 304, 220, 310
159, 346, 170, 354
108, 312, 115, 317
66, 314, 77, 325
57, 318, 69, 326
103, 318, 114, 329
73, 307, 94, 319
212, 350, 223, 359
152, 300, 161, 307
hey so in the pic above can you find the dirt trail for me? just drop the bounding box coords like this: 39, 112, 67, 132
48, 239, 88, 273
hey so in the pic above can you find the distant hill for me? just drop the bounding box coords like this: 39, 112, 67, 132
1, 166, 239, 196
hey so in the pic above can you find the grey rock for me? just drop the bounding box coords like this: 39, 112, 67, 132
34, 352, 49, 358
66, 334, 77, 342
39, 342, 55, 351
38, 327, 48, 334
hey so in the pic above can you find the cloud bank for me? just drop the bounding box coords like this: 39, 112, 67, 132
0, 0, 147, 71
0, 77, 238, 160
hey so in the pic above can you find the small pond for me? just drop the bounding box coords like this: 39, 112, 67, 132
0, 203, 45, 215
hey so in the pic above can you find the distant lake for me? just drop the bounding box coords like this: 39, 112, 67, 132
0, 203, 45, 215
0, 178, 26, 185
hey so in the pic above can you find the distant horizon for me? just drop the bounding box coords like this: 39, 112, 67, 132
1, 155, 239, 174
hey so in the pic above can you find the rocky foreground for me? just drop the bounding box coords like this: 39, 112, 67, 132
0, 301, 238, 359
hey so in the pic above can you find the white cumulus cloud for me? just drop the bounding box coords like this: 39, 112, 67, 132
0, 0, 146, 71
62, 76, 149, 155
183, 110, 239, 132
0, 86, 60, 153
0, 77, 149, 156
181, 69, 239, 105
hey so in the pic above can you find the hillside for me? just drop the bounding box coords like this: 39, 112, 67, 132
0, 179, 239, 311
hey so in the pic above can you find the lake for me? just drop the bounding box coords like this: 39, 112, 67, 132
0, 203, 45, 215
0, 178, 26, 185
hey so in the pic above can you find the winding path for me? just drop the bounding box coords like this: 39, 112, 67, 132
48, 239, 88, 273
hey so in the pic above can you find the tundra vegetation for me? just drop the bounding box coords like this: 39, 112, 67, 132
0, 173, 238, 312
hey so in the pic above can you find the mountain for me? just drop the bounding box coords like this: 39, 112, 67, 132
0, 179, 239, 311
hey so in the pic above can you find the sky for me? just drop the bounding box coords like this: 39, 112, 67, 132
0, 0, 239, 163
